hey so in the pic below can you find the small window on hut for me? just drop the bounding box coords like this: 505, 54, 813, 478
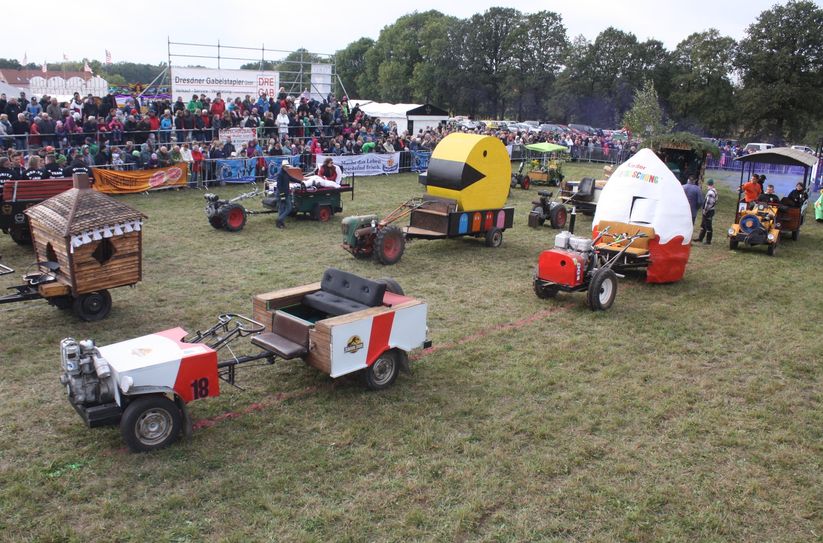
45, 243, 58, 264
92, 239, 116, 265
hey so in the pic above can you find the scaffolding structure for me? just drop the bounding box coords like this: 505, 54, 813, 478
165, 38, 347, 99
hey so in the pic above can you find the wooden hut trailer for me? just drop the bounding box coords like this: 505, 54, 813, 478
24, 174, 146, 320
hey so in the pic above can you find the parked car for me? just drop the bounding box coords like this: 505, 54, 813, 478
742, 143, 774, 154
790, 145, 816, 155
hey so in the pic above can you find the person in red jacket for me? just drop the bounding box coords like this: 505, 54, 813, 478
210, 92, 226, 117
191, 145, 204, 188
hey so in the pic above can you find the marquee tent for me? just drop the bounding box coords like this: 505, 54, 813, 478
350, 100, 449, 135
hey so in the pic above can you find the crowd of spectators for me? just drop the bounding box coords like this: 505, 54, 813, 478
0, 84, 642, 184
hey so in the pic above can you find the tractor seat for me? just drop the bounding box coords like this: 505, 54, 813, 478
251, 312, 309, 359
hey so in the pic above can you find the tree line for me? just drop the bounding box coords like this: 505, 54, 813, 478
334, 1, 823, 145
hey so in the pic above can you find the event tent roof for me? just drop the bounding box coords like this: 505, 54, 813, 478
349, 100, 448, 120
734, 147, 818, 168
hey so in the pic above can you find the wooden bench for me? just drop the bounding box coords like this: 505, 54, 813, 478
593, 220, 655, 256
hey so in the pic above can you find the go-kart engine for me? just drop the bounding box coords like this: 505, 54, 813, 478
59, 338, 115, 407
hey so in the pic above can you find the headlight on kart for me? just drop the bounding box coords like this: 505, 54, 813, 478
767, 233, 775, 241
728, 228, 735, 236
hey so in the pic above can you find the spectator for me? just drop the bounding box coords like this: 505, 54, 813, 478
276, 107, 289, 141
23, 155, 49, 180
682, 177, 703, 224
26, 97, 42, 117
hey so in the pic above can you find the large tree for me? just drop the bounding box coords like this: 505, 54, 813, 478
668, 30, 737, 136
735, 0, 823, 142
335, 38, 374, 99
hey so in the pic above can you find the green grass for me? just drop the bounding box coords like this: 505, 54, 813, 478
0, 164, 821, 542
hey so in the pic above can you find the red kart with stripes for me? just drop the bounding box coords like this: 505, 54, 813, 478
60, 269, 430, 452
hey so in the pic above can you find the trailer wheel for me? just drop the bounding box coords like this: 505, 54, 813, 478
533, 279, 558, 299
73, 290, 112, 321
219, 204, 247, 232
549, 205, 567, 229
767, 242, 777, 256
363, 350, 400, 390
10, 228, 31, 245
587, 268, 617, 311
314, 205, 332, 222
485, 227, 503, 248
522, 176, 531, 190
120, 395, 183, 453
531, 206, 546, 226
377, 277, 405, 295
375, 226, 405, 265
208, 214, 225, 230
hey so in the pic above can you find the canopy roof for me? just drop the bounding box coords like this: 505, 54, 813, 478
525, 142, 567, 153
645, 132, 721, 159
734, 147, 817, 168
349, 100, 448, 121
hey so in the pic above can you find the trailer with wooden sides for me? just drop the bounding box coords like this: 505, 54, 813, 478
59, 268, 431, 452
1, 178, 74, 244
0, 174, 146, 321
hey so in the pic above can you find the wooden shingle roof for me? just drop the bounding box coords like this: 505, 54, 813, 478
25, 188, 146, 237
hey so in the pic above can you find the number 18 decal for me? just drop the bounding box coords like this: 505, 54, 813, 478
191, 377, 209, 399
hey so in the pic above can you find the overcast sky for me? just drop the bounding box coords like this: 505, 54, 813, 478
8, 0, 782, 68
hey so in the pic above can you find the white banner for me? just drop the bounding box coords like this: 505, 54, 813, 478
171, 67, 280, 101
218, 127, 257, 147
311, 63, 333, 101
318, 153, 400, 176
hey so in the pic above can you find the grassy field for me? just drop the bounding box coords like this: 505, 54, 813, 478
0, 164, 821, 542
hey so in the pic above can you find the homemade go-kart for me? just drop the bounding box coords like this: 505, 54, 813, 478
510, 142, 567, 189
205, 165, 353, 231
1, 177, 74, 244
728, 147, 816, 255
342, 133, 514, 264
533, 149, 694, 310
0, 175, 145, 321
60, 268, 430, 452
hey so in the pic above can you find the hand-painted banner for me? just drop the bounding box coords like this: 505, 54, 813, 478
316, 153, 400, 176
92, 163, 188, 194
216, 156, 301, 183
411, 150, 432, 172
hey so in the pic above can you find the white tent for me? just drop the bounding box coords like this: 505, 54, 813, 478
349, 100, 448, 135
0, 80, 25, 98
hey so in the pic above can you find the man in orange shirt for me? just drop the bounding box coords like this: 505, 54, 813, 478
741, 174, 762, 203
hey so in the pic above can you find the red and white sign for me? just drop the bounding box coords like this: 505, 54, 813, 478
171, 67, 280, 101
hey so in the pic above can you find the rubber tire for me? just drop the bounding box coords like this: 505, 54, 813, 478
791, 229, 799, 241
533, 279, 559, 299
587, 268, 617, 311
377, 277, 405, 295
532, 206, 546, 226
208, 214, 224, 230
375, 226, 405, 265
314, 205, 332, 222
767, 243, 777, 256
362, 349, 399, 391
219, 204, 247, 232
485, 227, 503, 248
73, 290, 112, 322
120, 395, 183, 453
549, 205, 567, 229
729, 238, 739, 250
10, 228, 31, 245
522, 177, 531, 190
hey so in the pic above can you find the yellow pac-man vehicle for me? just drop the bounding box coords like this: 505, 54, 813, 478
342, 133, 515, 265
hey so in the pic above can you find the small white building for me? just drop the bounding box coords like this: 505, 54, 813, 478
350, 100, 449, 135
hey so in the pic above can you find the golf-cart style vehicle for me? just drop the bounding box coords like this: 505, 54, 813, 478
728, 147, 816, 255
205, 165, 353, 231
511, 142, 567, 189
342, 133, 514, 265
534, 149, 694, 310
60, 267, 430, 452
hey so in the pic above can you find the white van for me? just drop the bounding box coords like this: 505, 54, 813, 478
790, 145, 816, 155
743, 143, 773, 154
